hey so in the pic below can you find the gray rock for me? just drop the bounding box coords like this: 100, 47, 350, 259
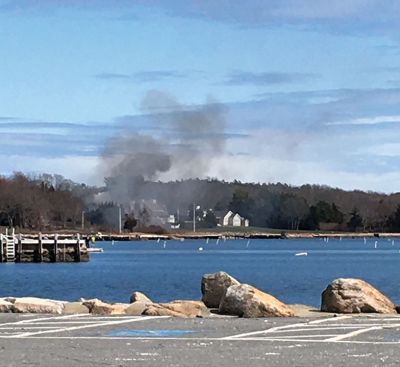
63, 302, 90, 314
143, 300, 210, 318
219, 284, 294, 318
82, 299, 129, 315
129, 292, 152, 304
125, 302, 149, 316
201, 271, 240, 308
0, 299, 14, 313
13, 297, 65, 314
321, 278, 397, 314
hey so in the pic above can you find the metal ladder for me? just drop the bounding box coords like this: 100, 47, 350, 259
4, 228, 15, 262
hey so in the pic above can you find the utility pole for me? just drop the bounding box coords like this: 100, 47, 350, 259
81, 211, 85, 230
118, 206, 122, 234
193, 203, 196, 232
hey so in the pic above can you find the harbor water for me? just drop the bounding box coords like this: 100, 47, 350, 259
0, 238, 399, 307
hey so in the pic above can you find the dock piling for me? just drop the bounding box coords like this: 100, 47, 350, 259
0, 231, 88, 263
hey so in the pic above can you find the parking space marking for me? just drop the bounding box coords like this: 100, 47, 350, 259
0, 315, 168, 338
12, 335, 400, 345
0, 313, 88, 327
12, 316, 167, 338
222, 315, 400, 344
222, 316, 350, 340
0, 315, 399, 344
327, 325, 394, 342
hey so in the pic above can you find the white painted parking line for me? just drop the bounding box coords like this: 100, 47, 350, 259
0, 326, 64, 329
222, 316, 350, 340
327, 326, 384, 342
13, 335, 400, 345
19, 320, 133, 324
270, 326, 361, 333
7, 316, 168, 338
0, 315, 399, 344
221, 315, 400, 344
308, 316, 351, 324
0, 313, 88, 327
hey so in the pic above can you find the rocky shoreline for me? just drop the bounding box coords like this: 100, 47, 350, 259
17, 231, 400, 242
92, 231, 400, 241
1, 272, 399, 317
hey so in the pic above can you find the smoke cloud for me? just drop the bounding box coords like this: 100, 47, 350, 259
100, 91, 227, 205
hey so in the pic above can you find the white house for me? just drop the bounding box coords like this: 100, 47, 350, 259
223, 211, 234, 226
222, 211, 250, 227
232, 213, 242, 227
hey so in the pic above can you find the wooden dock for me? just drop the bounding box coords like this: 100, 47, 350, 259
0, 229, 89, 263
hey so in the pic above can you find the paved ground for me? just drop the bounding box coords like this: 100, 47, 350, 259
0, 313, 399, 366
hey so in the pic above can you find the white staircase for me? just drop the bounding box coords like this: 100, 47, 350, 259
3, 228, 16, 262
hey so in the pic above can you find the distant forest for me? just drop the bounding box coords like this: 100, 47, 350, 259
1, 174, 400, 232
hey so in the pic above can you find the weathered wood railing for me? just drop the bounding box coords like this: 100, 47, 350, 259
0, 232, 88, 263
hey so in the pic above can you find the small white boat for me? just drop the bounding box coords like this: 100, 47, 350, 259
87, 248, 104, 253
295, 252, 308, 256
198, 247, 203, 251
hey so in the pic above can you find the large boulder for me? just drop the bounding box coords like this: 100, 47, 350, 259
219, 284, 294, 318
82, 299, 129, 315
130, 292, 152, 304
13, 297, 65, 314
0, 299, 14, 313
321, 278, 397, 314
63, 302, 90, 314
125, 302, 149, 316
142, 304, 186, 317
143, 301, 210, 318
201, 271, 240, 308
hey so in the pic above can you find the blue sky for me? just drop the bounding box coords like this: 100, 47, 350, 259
1, 0, 400, 192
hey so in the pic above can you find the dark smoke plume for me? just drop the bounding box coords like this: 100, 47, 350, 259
100, 91, 227, 205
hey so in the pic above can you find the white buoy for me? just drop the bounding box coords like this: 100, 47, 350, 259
198, 247, 203, 251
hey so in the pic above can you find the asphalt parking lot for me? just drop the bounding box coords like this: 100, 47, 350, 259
0, 313, 399, 366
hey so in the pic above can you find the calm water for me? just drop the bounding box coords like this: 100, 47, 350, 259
1, 238, 399, 307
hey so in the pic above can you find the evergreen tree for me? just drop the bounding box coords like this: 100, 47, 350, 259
347, 208, 363, 231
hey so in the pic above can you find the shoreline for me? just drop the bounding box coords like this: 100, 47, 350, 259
7, 230, 400, 241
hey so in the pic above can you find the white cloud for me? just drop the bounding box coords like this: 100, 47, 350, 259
364, 143, 400, 157
0, 155, 101, 185
205, 155, 400, 194
327, 115, 400, 126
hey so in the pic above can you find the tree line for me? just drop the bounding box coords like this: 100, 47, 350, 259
0, 173, 85, 230
0, 174, 400, 232
114, 178, 400, 232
